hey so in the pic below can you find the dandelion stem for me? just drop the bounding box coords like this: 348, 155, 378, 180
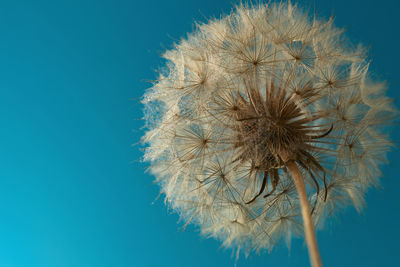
286, 160, 323, 267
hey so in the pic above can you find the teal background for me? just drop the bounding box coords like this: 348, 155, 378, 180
0, 0, 399, 266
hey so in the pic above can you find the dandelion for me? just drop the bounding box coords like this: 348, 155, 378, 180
142, 2, 397, 266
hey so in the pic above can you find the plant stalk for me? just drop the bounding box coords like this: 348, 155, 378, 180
286, 160, 323, 267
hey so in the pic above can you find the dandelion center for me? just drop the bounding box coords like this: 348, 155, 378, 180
225, 79, 331, 204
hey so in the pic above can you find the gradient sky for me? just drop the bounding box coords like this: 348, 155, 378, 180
0, 0, 399, 266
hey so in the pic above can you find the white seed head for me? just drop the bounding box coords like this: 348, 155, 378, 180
142, 1, 397, 254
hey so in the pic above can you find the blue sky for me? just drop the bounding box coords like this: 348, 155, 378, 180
0, 0, 399, 266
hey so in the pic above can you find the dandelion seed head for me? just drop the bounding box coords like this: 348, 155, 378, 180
142, 1, 397, 253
